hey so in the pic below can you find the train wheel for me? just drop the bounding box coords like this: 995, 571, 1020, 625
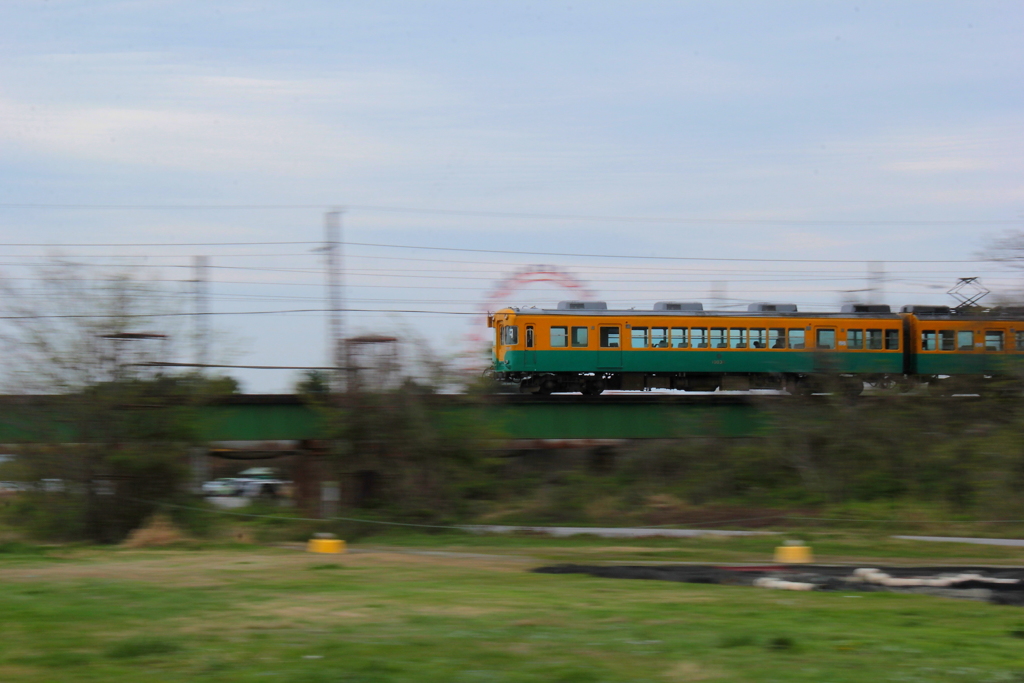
785, 376, 813, 396
897, 377, 918, 393
839, 377, 863, 398
871, 376, 897, 391
581, 380, 605, 396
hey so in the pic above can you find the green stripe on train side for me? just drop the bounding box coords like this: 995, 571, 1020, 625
500, 349, 902, 374
915, 353, 1024, 376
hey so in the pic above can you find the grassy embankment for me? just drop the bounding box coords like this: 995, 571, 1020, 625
4, 534, 1024, 682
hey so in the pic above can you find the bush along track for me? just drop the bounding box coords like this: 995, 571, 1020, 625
532, 564, 1024, 605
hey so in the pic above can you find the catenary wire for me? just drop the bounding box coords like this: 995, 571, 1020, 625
0, 202, 1019, 226
0, 308, 480, 320
340, 241, 990, 264
0, 236, 1007, 262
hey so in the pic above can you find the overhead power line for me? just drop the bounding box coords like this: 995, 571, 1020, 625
348, 205, 1024, 227
0, 204, 331, 211
340, 241, 985, 264
0, 239, 994, 263
0, 202, 1018, 226
0, 255, 1009, 276
138, 362, 341, 371
0, 241, 318, 247
0, 308, 478, 320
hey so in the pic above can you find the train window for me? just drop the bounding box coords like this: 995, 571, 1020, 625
501, 326, 518, 346
749, 328, 766, 348
769, 328, 786, 349
816, 329, 836, 350
692, 327, 709, 348
940, 330, 956, 351
571, 326, 588, 348
985, 330, 1004, 351
885, 329, 899, 350
651, 327, 669, 348
866, 329, 883, 350
730, 328, 747, 349
848, 329, 863, 350
631, 327, 649, 348
671, 327, 688, 348
1016, 331, 1024, 350
600, 327, 620, 348
525, 326, 534, 348
788, 329, 805, 349
711, 328, 727, 349
958, 330, 974, 351
921, 331, 937, 351
550, 327, 568, 348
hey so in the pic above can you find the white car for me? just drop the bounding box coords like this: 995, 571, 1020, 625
202, 478, 243, 496
237, 478, 290, 498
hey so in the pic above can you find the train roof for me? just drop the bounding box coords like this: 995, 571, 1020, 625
493, 306, 1024, 322
496, 307, 903, 319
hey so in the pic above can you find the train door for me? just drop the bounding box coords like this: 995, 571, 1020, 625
598, 325, 623, 369
813, 326, 839, 373
816, 328, 837, 350
524, 325, 536, 368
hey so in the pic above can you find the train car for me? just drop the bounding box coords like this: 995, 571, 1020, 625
488, 301, 904, 395
902, 305, 1024, 393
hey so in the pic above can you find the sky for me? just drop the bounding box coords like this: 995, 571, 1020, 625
0, 1, 1021, 391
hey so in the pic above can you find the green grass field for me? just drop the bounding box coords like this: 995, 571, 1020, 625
356, 528, 1024, 565
4, 534, 1024, 682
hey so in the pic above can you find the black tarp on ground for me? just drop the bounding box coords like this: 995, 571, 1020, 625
532, 564, 1024, 604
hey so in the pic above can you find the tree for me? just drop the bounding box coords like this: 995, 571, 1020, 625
294, 369, 331, 396
304, 338, 499, 518
984, 232, 1024, 267
0, 259, 236, 542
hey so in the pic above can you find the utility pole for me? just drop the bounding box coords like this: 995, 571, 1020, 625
322, 210, 346, 515
193, 255, 210, 369
324, 210, 345, 381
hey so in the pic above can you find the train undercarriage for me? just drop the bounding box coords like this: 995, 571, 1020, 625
499, 372, 1019, 397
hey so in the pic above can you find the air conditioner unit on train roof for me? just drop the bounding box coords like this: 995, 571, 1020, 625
747, 303, 798, 312
556, 301, 608, 310
653, 302, 703, 311
900, 305, 951, 315
841, 304, 892, 313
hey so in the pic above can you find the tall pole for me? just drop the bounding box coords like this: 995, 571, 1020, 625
193, 255, 210, 369
320, 210, 345, 517
324, 210, 345, 380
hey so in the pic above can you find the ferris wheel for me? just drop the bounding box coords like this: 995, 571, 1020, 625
464, 265, 597, 353
483, 264, 596, 307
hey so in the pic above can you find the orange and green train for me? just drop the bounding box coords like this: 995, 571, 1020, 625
487, 301, 1024, 395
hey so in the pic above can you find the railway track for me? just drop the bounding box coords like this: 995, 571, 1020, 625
486, 392, 990, 405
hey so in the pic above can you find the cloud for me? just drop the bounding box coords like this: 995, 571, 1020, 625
884, 159, 994, 173
0, 51, 473, 176
0, 88, 409, 176
875, 129, 1017, 175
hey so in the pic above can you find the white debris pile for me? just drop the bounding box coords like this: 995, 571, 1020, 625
849, 568, 1020, 588
750, 566, 1021, 594
535, 563, 1024, 604
752, 577, 816, 591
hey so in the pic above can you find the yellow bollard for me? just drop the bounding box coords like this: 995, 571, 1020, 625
774, 540, 812, 564
307, 534, 346, 554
